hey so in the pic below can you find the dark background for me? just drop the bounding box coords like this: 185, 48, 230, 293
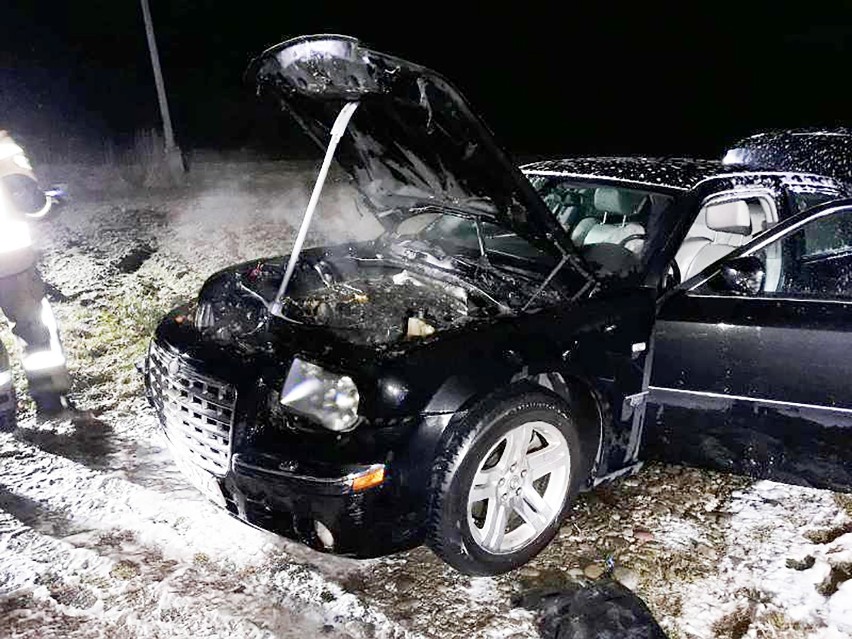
3, 0, 852, 162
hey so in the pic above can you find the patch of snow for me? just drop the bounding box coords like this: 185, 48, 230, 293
673, 480, 852, 637
826, 578, 852, 633
653, 515, 710, 551
271, 565, 409, 638
480, 608, 538, 639
464, 577, 500, 602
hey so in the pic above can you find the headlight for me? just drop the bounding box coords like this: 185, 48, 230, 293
280, 358, 360, 432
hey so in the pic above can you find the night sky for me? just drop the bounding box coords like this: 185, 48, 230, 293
3, 1, 852, 162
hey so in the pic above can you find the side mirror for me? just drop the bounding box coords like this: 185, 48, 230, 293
720, 255, 765, 296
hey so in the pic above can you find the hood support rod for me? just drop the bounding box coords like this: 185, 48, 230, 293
270, 101, 360, 318
521, 253, 568, 312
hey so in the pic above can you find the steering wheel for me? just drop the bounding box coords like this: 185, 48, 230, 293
618, 233, 646, 248
580, 243, 640, 276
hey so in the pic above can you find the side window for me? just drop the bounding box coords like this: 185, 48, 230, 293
701, 208, 852, 300
788, 189, 842, 213
800, 212, 852, 257
775, 211, 852, 299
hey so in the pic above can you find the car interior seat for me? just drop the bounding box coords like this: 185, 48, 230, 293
675, 200, 753, 280
555, 191, 582, 229
571, 216, 600, 245
747, 199, 770, 236
581, 188, 646, 251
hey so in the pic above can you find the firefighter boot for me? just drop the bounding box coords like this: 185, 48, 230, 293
0, 269, 71, 416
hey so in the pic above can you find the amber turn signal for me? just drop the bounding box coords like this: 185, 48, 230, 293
351, 465, 385, 492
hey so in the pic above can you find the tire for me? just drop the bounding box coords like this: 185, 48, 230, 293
427, 389, 585, 575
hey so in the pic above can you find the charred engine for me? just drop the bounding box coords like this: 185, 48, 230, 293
193, 249, 503, 346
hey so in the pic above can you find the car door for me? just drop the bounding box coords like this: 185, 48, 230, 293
643, 200, 852, 491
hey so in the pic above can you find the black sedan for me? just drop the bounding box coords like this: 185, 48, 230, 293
144, 35, 852, 575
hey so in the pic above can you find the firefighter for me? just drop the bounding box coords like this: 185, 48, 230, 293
0, 130, 71, 416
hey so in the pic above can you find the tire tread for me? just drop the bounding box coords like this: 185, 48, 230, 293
426, 388, 583, 575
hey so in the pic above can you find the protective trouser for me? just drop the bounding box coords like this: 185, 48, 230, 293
0, 267, 70, 401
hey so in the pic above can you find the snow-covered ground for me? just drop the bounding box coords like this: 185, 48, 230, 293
0, 159, 850, 638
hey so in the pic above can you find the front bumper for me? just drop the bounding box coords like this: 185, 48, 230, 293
222, 453, 420, 557
144, 336, 427, 558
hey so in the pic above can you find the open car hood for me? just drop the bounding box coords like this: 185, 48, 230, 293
249, 35, 580, 261
724, 128, 852, 184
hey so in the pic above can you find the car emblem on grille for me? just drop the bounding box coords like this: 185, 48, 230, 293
168, 358, 180, 376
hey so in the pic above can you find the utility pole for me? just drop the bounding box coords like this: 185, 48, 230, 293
140, 0, 185, 180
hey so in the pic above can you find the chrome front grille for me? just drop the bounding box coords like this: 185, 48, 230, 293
147, 340, 237, 476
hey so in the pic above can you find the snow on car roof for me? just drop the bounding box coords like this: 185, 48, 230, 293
521, 156, 841, 192
739, 127, 852, 140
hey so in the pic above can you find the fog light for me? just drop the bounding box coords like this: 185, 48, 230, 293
351, 464, 385, 492
314, 520, 335, 549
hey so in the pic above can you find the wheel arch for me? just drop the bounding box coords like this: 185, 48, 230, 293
420, 369, 608, 489
526, 372, 606, 488
422, 374, 606, 574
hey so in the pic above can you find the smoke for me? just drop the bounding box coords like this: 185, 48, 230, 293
163, 160, 383, 274
41, 158, 385, 279
35, 156, 386, 298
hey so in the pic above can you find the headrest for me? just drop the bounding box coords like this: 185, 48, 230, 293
594, 187, 636, 216
705, 200, 752, 235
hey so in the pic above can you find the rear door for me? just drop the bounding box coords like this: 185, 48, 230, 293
643, 201, 852, 491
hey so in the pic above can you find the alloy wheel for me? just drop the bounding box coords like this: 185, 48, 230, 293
466, 420, 570, 554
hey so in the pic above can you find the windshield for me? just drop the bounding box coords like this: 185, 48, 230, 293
394, 212, 554, 265
526, 174, 676, 278
387, 211, 594, 308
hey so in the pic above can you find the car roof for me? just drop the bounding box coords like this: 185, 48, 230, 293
736, 127, 852, 141
724, 128, 852, 184
521, 156, 844, 193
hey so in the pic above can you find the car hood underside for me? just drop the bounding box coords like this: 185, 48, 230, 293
249, 34, 583, 263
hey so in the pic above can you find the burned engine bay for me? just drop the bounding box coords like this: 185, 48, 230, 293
282, 272, 478, 343
195, 242, 565, 348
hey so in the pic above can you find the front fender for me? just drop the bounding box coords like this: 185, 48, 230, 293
415, 369, 607, 493
423, 368, 518, 415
